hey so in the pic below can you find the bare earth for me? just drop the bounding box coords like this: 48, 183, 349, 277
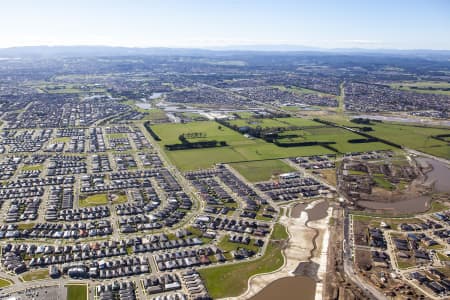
223, 200, 332, 300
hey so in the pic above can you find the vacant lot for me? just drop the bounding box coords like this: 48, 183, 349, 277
230, 160, 295, 182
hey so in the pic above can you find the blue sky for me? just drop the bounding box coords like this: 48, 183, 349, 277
1, 0, 449, 49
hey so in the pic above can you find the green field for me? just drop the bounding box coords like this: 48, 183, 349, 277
122, 100, 168, 122
39, 84, 105, 94
79, 193, 108, 207
217, 235, 260, 253
368, 123, 450, 159
229, 117, 322, 129
21, 164, 43, 171
230, 160, 295, 182
0, 278, 12, 288
21, 269, 49, 281
391, 81, 450, 95
199, 224, 287, 298
151, 119, 396, 170
271, 223, 289, 240
66, 284, 88, 300
152, 121, 334, 170
277, 126, 392, 153
372, 174, 395, 190
320, 116, 450, 159
275, 85, 337, 97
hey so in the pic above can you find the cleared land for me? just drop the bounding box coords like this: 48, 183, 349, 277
230, 160, 295, 182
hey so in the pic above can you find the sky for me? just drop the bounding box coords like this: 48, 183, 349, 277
0, 0, 449, 50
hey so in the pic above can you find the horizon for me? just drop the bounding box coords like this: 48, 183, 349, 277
1, 44, 450, 52
1, 0, 449, 50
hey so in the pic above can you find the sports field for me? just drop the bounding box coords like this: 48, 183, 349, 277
66, 284, 88, 300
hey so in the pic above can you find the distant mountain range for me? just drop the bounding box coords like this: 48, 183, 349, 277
0, 45, 449, 59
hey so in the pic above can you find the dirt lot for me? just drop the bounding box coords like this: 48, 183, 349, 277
353, 220, 369, 247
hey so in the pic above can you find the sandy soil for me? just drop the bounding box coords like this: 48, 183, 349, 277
223, 200, 332, 300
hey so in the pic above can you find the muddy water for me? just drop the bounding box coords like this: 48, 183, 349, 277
291, 203, 307, 218
417, 158, 450, 193
306, 201, 329, 222
250, 276, 316, 300
358, 195, 431, 214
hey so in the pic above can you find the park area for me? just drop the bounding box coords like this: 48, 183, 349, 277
198, 223, 287, 298
79, 192, 127, 207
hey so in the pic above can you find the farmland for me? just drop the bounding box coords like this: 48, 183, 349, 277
151, 119, 399, 170
151, 121, 335, 170
368, 123, 450, 159
228, 117, 321, 129
320, 116, 450, 159
391, 81, 450, 95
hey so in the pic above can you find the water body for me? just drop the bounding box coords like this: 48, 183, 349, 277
291, 202, 307, 218
358, 195, 431, 214
250, 276, 316, 300
354, 114, 450, 127
417, 157, 450, 193
135, 102, 152, 109
149, 92, 163, 99
294, 261, 320, 279
306, 201, 329, 222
